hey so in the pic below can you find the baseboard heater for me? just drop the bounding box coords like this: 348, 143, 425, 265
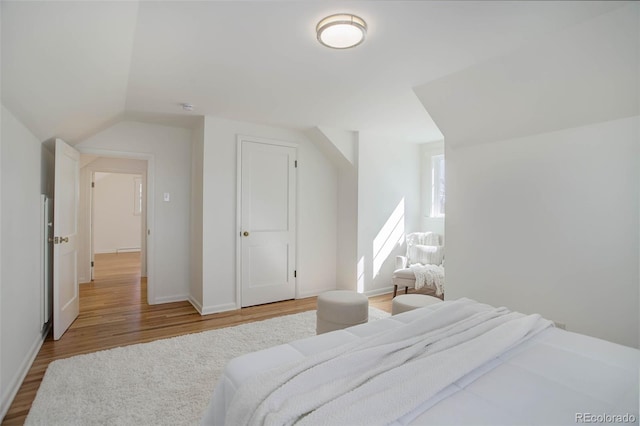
115, 247, 141, 254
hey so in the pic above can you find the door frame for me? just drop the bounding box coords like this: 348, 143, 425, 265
77, 148, 156, 304
235, 135, 298, 308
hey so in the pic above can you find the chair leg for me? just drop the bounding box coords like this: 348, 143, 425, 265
404, 287, 409, 295
393, 285, 398, 298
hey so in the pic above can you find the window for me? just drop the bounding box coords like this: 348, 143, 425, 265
431, 154, 445, 217
420, 142, 445, 220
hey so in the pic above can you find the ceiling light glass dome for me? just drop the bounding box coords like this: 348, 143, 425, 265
316, 14, 367, 49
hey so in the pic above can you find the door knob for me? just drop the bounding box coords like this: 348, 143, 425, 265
243, 231, 250, 237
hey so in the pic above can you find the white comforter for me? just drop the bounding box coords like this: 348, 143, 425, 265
224, 299, 551, 426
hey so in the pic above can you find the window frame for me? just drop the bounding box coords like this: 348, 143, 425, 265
430, 154, 445, 218
421, 141, 445, 220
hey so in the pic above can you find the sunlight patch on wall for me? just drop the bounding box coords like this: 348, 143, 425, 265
357, 256, 365, 293
372, 198, 405, 278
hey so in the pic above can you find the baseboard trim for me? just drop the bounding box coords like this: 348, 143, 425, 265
152, 294, 188, 304
364, 286, 394, 297
95, 249, 141, 254
0, 324, 49, 421
200, 302, 238, 315
188, 296, 203, 315
297, 287, 394, 299
296, 288, 334, 299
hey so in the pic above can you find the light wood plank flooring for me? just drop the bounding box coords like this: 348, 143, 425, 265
2, 253, 395, 425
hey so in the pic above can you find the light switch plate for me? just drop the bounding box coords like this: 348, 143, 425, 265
163, 192, 170, 202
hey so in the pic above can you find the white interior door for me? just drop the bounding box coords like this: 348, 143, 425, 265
240, 139, 296, 307
53, 139, 80, 340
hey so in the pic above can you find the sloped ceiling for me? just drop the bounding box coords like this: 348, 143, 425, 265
1, 1, 139, 143
1, 1, 627, 145
415, 3, 639, 147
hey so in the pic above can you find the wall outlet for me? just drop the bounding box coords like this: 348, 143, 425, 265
163, 192, 170, 202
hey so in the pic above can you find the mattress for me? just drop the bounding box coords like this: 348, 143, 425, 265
202, 302, 639, 425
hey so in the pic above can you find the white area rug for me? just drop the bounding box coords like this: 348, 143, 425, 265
26, 308, 389, 426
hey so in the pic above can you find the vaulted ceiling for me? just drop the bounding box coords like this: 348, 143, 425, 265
1, 1, 627, 145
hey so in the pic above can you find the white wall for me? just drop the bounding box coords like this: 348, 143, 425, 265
446, 116, 639, 348
317, 126, 356, 166
93, 172, 142, 254
77, 121, 192, 304
336, 165, 358, 291
199, 116, 337, 313
0, 105, 47, 418
304, 127, 359, 291
189, 118, 204, 311
357, 132, 422, 296
296, 131, 338, 297
0, 105, 3, 422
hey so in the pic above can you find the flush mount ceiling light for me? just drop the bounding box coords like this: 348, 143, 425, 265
316, 13, 367, 49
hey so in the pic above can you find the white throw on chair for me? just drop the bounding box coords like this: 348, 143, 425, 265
392, 232, 445, 298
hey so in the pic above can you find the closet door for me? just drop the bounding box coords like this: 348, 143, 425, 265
239, 138, 296, 307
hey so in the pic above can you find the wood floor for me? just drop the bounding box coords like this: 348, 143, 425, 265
2, 252, 395, 425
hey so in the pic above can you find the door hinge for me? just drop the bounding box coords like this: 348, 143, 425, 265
91, 261, 94, 267
294, 160, 297, 168
91, 182, 95, 188
294, 270, 297, 278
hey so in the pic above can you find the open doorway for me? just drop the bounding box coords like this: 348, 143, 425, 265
91, 172, 143, 280
78, 155, 149, 297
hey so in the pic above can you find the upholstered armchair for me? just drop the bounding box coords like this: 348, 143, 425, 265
392, 232, 445, 298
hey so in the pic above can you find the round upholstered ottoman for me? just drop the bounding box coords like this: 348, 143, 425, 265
316, 290, 369, 334
392, 294, 442, 315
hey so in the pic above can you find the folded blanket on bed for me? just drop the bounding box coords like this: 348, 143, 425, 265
409, 263, 444, 296
223, 299, 552, 426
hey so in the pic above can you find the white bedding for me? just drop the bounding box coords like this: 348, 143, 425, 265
202, 300, 639, 425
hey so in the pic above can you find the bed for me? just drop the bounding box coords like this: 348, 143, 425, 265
202, 298, 639, 425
